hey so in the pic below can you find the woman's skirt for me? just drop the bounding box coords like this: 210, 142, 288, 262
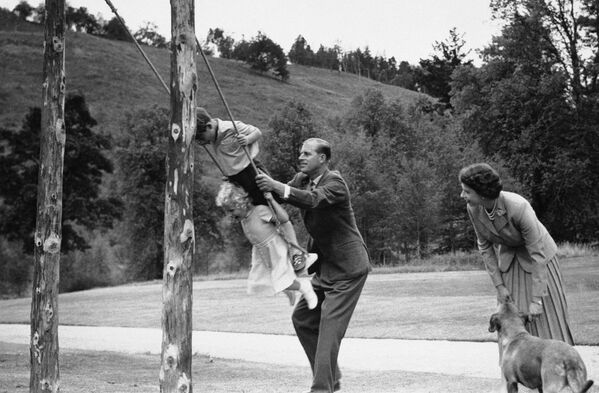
502, 255, 574, 344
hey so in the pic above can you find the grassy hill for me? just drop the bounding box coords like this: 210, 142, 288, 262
0, 21, 427, 138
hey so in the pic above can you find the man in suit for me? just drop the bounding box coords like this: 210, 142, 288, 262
256, 138, 370, 393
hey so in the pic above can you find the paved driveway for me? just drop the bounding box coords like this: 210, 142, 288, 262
2, 323, 598, 381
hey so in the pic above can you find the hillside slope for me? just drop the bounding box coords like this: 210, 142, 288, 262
0, 27, 428, 137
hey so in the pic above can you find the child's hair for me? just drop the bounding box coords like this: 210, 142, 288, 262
196, 107, 212, 132
215, 182, 251, 210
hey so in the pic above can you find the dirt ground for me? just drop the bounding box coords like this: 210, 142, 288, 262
1, 342, 509, 393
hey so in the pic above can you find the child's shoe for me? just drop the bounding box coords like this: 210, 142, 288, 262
292, 253, 318, 273
292, 253, 306, 272
298, 278, 318, 310
305, 253, 318, 270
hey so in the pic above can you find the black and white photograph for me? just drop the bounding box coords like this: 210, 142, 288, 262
0, 0, 598, 392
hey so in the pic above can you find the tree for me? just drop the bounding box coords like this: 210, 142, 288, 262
206, 27, 235, 58
31, 3, 45, 23
246, 32, 289, 81
490, 0, 589, 105
264, 100, 317, 180
314, 44, 341, 70
0, 94, 122, 254
416, 27, 472, 106
65, 6, 100, 34
12, 0, 33, 20
103, 16, 129, 41
451, 1, 599, 241
345, 88, 389, 138
288, 35, 315, 65
391, 61, 417, 90
231, 38, 250, 61
134, 21, 167, 48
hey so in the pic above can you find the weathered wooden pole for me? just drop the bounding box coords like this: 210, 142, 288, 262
160, 0, 197, 391
30, 0, 66, 392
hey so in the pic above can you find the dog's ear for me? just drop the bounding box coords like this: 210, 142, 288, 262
488, 313, 500, 333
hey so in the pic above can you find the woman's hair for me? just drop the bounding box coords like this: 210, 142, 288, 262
215, 182, 250, 210
459, 163, 503, 199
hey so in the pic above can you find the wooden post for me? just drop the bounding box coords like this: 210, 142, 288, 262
30, 0, 66, 392
160, 0, 197, 391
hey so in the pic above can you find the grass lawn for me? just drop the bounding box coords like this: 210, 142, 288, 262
1, 256, 598, 344
1, 256, 597, 392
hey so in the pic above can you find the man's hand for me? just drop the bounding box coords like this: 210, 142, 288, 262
256, 173, 276, 192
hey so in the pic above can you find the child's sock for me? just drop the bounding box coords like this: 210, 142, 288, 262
298, 278, 317, 309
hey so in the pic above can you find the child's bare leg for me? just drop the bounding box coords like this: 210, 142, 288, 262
286, 280, 300, 291
282, 289, 296, 306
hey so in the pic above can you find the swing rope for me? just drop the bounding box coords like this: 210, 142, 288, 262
193, 40, 309, 256
104, 0, 226, 176
104, 0, 308, 258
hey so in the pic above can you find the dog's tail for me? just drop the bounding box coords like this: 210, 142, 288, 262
577, 380, 594, 393
567, 367, 593, 393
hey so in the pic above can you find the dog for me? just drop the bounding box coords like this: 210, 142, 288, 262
488, 301, 594, 393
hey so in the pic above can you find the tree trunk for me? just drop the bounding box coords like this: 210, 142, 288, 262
30, 0, 66, 392
160, 0, 197, 392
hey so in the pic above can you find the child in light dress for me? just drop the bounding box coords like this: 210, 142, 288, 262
196, 107, 309, 271
215, 181, 318, 308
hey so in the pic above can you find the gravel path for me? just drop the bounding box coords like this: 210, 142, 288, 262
2, 323, 598, 381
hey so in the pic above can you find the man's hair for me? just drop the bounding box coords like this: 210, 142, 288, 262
305, 138, 331, 161
458, 163, 503, 199
196, 107, 212, 132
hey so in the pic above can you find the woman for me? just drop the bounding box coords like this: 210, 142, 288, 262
459, 163, 573, 344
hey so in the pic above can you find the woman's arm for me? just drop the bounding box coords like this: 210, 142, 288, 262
468, 208, 511, 302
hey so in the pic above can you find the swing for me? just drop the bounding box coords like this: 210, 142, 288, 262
104, 0, 313, 271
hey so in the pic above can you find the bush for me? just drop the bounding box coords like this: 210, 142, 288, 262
0, 237, 31, 298
59, 231, 126, 293
245, 33, 289, 81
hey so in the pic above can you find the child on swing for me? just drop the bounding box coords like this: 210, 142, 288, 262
195, 107, 310, 271
216, 181, 318, 308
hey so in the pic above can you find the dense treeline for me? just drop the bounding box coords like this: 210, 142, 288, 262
1, 0, 598, 298
211, 26, 472, 105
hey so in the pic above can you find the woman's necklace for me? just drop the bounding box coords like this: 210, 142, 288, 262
484, 199, 498, 220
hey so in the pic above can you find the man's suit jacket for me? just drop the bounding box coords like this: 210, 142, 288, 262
286, 169, 371, 281
467, 191, 557, 297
